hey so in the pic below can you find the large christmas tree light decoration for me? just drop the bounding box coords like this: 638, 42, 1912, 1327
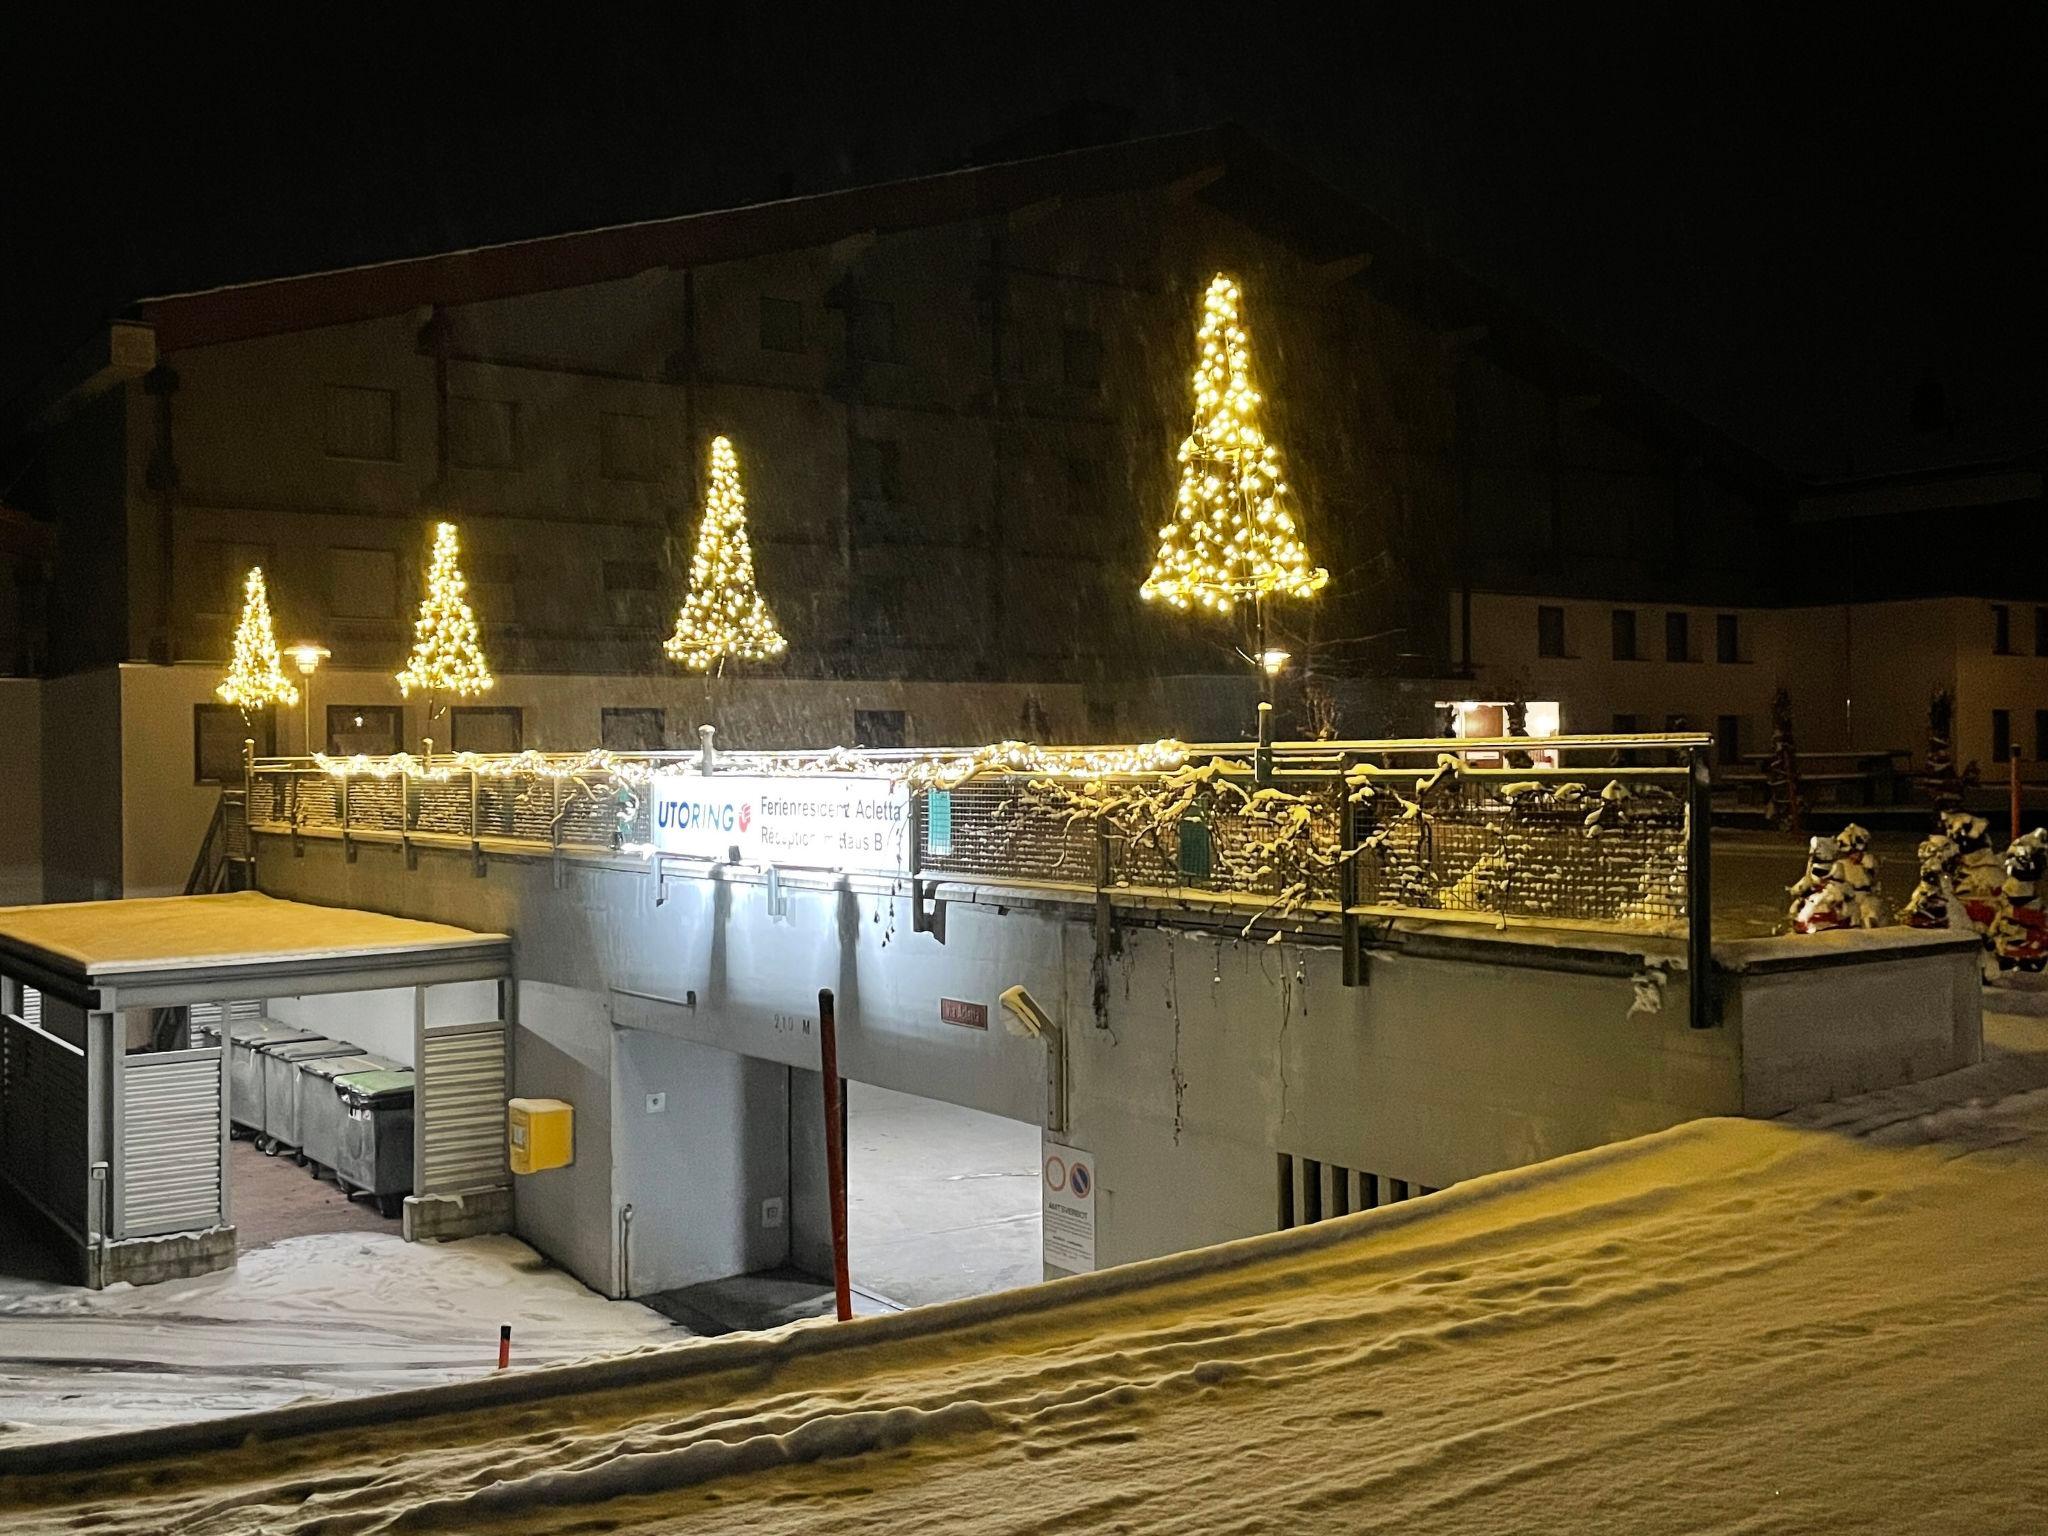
1140, 274, 1328, 616
215, 566, 299, 718
664, 434, 787, 674
396, 521, 494, 717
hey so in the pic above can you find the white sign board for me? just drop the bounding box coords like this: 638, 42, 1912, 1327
648, 774, 908, 874
1042, 1139, 1097, 1273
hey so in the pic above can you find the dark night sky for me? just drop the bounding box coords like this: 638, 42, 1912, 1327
4, 4, 2041, 483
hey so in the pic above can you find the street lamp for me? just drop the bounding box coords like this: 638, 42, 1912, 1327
285, 643, 330, 756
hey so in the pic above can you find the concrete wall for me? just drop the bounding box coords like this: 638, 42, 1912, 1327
40, 670, 122, 902
612, 1029, 791, 1296
265, 986, 418, 1065
509, 982, 616, 1294
0, 678, 42, 905
1722, 932, 1984, 1116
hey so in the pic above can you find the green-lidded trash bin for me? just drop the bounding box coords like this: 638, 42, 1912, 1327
299, 1054, 402, 1173
258, 1037, 360, 1153
335, 1070, 416, 1217
229, 1022, 319, 1134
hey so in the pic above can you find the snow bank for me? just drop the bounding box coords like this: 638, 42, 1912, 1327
7, 1020, 2048, 1532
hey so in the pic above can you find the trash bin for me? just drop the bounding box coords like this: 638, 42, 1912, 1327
228, 1022, 319, 1134
335, 1070, 416, 1217
259, 1037, 362, 1154
299, 1053, 402, 1174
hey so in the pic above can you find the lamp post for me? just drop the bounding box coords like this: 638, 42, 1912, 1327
1254, 636, 1290, 785
285, 643, 330, 756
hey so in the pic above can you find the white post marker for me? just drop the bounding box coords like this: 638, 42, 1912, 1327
1042, 1140, 1097, 1274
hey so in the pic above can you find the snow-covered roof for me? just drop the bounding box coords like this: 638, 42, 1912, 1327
0, 891, 508, 1003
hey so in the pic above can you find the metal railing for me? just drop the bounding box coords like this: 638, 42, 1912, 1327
242, 729, 1708, 941
240, 733, 1713, 1026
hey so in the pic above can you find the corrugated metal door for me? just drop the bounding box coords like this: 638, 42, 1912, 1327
417, 1025, 508, 1196
116, 1048, 225, 1238
0, 1014, 89, 1236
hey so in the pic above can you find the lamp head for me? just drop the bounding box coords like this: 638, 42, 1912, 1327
1258, 647, 1290, 678
286, 643, 331, 677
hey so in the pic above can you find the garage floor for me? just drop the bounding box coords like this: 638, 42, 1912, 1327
846, 1082, 1042, 1308
230, 1136, 398, 1250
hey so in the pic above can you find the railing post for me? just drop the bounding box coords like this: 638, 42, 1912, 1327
909, 788, 932, 934
1687, 743, 1715, 1029
1339, 754, 1363, 987
469, 769, 485, 877
340, 769, 354, 862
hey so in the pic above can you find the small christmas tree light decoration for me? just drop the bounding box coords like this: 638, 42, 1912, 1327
215, 566, 299, 718
396, 520, 494, 718
664, 434, 787, 674
1140, 273, 1328, 616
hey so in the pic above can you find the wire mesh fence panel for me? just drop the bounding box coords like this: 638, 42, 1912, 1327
921, 780, 1099, 884
346, 779, 405, 833
413, 781, 471, 837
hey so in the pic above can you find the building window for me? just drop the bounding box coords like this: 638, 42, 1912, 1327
601, 412, 658, 482
851, 437, 902, 505
450, 706, 523, 754
323, 385, 399, 462
194, 704, 274, 784
327, 547, 399, 620
1061, 327, 1103, 390
327, 704, 403, 756
199, 540, 275, 615
1536, 605, 1566, 658
759, 297, 804, 353
854, 709, 907, 748
447, 396, 517, 470
1993, 709, 2013, 763
602, 560, 660, 593
1612, 712, 1640, 733
1716, 613, 1740, 663
1716, 714, 1742, 765
601, 707, 665, 752
1665, 611, 1690, 662
1611, 609, 1637, 661
1993, 603, 2013, 655
848, 299, 897, 362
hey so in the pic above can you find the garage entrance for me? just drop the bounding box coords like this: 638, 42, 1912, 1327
846, 1081, 1041, 1308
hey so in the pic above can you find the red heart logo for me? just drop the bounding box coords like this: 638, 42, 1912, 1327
738, 802, 753, 833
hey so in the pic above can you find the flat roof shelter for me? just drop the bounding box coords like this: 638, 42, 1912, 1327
0, 892, 512, 1287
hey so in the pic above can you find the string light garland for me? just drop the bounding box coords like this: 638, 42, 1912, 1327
309, 738, 1191, 788
396, 521, 494, 714
216, 567, 300, 715
664, 435, 787, 673
1140, 274, 1328, 614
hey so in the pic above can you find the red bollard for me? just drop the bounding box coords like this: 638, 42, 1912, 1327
497, 1324, 511, 1370
818, 988, 853, 1323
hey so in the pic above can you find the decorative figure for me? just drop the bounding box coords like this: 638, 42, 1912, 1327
1833, 822, 1885, 927
1788, 834, 1853, 933
1764, 685, 1801, 831
1943, 811, 2006, 943
1991, 829, 2048, 971
1899, 834, 1964, 930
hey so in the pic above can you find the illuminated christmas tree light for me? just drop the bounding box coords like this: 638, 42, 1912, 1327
396, 521, 494, 716
215, 566, 299, 717
665, 434, 787, 674
1140, 274, 1328, 615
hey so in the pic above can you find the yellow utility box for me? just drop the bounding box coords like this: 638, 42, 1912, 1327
508, 1097, 573, 1174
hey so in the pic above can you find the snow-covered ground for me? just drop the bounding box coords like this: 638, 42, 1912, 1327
0, 1232, 683, 1445
8, 1017, 2048, 1532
